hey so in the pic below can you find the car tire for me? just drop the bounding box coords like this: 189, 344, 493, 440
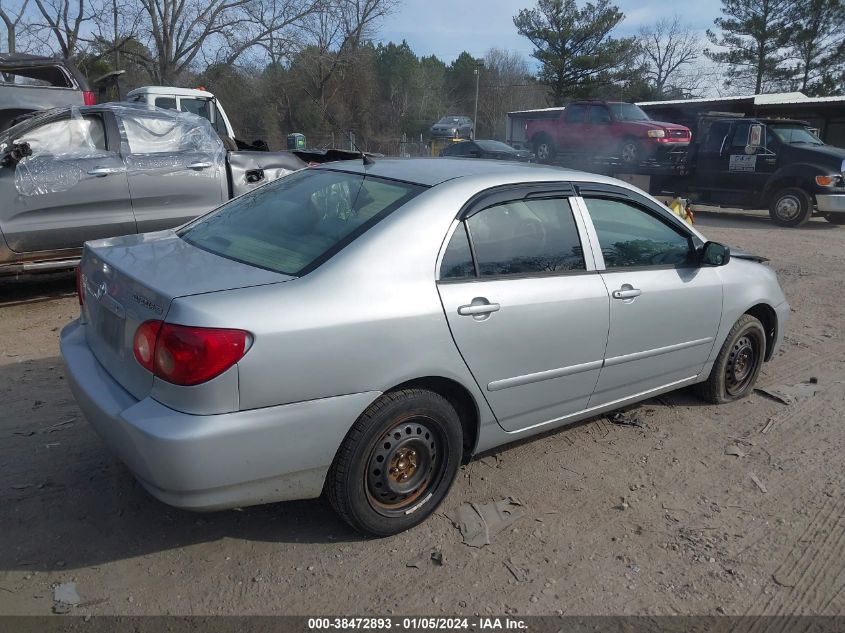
695, 314, 767, 404
326, 388, 463, 536
823, 213, 845, 225
769, 187, 813, 227
533, 135, 556, 164
618, 138, 642, 167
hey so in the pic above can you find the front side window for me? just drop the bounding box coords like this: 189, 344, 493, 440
17, 115, 107, 155
607, 103, 650, 122
563, 105, 586, 124
463, 198, 585, 277
180, 98, 212, 121
583, 198, 692, 269
590, 106, 612, 124
182, 169, 423, 276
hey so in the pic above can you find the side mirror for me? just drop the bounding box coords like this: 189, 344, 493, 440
0, 141, 32, 168
745, 124, 763, 154
700, 241, 731, 266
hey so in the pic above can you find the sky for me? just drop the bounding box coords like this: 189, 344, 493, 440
377, 0, 724, 65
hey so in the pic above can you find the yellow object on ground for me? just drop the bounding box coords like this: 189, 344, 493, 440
668, 197, 694, 225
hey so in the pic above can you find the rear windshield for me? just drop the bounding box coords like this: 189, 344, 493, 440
180, 169, 424, 276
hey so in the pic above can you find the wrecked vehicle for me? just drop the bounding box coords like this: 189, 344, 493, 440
0, 53, 95, 132
0, 103, 307, 275
61, 158, 788, 536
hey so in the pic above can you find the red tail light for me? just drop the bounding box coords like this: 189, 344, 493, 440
82, 90, 96, 105
75, 266, 84, 305
133, 320, 249, 386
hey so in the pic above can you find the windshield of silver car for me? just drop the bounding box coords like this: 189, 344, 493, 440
180, 169, 424, 276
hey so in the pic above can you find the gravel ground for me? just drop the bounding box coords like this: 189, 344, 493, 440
0, 209, 843, 617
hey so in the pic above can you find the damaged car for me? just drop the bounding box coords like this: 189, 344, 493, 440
0, 103, 309, 275
61, 158, 789, 536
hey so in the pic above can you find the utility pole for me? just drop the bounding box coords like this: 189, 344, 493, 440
473, 59, 483, 140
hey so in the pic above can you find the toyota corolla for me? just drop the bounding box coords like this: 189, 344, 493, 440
60, 159, 789, 535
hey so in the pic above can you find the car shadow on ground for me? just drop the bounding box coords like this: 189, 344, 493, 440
0, 354, 718, 572
0, 355, 364, 573
0, 272, 76, 308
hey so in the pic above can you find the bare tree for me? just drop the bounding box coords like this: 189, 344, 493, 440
638, 16, 703, 97
478, 48, 536, 139
297, 0, 399, 107
0, 0, 31, 53
32, 0, 90, 58
122, 0, 321, 84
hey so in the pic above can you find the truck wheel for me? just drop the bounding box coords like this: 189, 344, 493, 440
619, 138, 642, 166
769, 187, 813, 227
533, 136, 556, 164
823, 213, 845, 225
325, 389, 463, 536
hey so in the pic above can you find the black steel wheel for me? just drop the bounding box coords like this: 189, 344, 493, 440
326, 389, 462, 536
695, 314, 767, 404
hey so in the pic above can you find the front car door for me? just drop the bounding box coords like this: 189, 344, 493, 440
558, 104, 588, 152
437, 187, 610, 432
586, 104, 615, 155
576, 188, 723, 406
0, 110, 135, 254
118, 108, 227, 233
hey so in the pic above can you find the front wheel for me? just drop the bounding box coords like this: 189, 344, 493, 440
695, 314, 766, 404
325, 389, 463, 536
769, 187, 813, 227
823, 213, 845, 225
618, 138, 642, 167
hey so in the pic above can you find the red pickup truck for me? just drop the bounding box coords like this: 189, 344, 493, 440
525, 100, 692, 167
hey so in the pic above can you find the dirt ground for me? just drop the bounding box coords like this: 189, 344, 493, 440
0, 208, 843, 618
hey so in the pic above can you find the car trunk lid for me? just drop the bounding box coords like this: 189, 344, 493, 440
80, 230, 292, 400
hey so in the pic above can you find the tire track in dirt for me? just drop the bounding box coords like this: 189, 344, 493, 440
730, 496, 845, 632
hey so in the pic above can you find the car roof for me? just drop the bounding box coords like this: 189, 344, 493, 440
317, 157, 611, 187
127, 86, 215, 99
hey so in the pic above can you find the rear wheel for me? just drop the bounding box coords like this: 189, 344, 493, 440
769, 187, 813, 227
695, 314, 766, 404
823, 213, 845, 225
533, 135, 556, 164
326, 389, 462, 536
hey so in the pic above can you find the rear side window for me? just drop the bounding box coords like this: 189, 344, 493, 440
439, 197, 585, 279
181, 169, 424, 276
155, 97, 177, 110
583, 198, 692, 269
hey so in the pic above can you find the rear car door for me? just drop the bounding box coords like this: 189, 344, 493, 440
437, 187, 610, 432
118, 109, 227, 233
576, 189, 723, 406
0, 110, 135, 253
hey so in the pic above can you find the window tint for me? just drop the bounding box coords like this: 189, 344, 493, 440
731, 122, 752, 148
467, 198, 585, 276
154, 97, 177, 109
180, 98, 211, 120
18, 115, 107, 154
702, 121, 730, 153
181, 170, 423, 276
440, 224, 475, 280
583, 198, 692, 269
590, 106, 611, 124
563, 104, 586, 123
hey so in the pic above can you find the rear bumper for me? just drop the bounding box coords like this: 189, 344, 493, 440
816, 194, 845, 214
60, 319, 379, 510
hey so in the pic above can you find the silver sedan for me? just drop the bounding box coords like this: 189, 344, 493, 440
60, 159, 789, 535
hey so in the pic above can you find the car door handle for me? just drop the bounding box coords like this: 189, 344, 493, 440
187, 161, 213, 170
458, 302, 500, 316
612, 287, 642, 300
86, 166, 122, 177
